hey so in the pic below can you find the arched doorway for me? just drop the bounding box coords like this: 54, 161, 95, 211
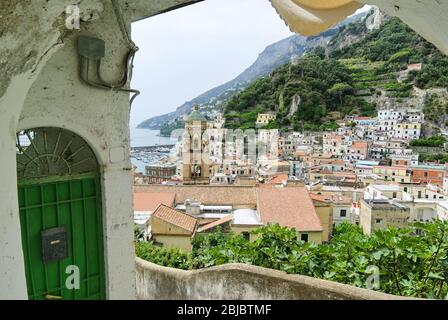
16, 128, 106, 300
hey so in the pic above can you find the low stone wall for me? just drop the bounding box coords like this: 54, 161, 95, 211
410, 146, 446, 154
135, 258, 411, 300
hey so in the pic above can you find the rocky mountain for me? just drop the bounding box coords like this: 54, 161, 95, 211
224, 12, 448, 132
137, 10, 374, 130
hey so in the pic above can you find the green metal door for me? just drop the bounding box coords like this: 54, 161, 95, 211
16, 128, 106, 300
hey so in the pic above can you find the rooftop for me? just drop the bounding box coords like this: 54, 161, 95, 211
152, 204, 197, 234
267, 174, 289, 185
187, 108, 207, 122
411, 165, 446, 171
374, 165, 408, 170
197, 215, 233, 233
370, 184, 401, 192
257, 186, 323, 232
134, 192, 176, 212
135, 185, 257, 207
232, 209, 262, 226
351, 141, 368, 149
310, 193, 352, 205
363, 199, 409, 210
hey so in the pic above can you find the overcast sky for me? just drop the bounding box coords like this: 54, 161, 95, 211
130, 0, 370, 128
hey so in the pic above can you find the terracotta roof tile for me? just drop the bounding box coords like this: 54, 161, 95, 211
197, 215, 233, 233
351, 141, 368, 149
310, 193, 352, 204
267, 174, 289, 185
257, 187, 323, 232
134, 185, 257, 206
133, 192, 175, 212
152, 204, 197, 234
310, 193, 331, 203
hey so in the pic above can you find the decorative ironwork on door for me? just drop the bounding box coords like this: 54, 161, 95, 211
16, 127, 98, 179
16, 127, 105, 300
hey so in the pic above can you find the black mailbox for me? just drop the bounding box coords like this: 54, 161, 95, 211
41, 227, 68, 264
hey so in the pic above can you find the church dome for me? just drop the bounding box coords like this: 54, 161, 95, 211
187, 107, 206, 122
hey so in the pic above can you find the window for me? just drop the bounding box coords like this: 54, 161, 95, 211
340, 209, 347, 217
300, 234, 309, 243
393, 192, 397, 198
242, 232, 250, 241
376, 219, 382, 224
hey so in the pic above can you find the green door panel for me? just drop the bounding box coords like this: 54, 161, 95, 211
18, 174, 106, 300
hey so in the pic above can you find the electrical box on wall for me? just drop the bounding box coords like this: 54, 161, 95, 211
78, 35, 105, 60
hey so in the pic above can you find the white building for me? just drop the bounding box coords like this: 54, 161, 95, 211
256, 113, 276, 127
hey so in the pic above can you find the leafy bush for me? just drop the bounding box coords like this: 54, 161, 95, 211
136, 221, 448, 299
135, 241, 191, 270
410, 136, 446, 147
331, 18, 425, 63
424, 93, 448, 124
419, 153, 448, 164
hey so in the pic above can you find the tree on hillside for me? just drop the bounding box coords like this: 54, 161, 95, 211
328, 83, 355, 106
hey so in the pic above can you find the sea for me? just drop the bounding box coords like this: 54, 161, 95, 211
130, 128, 177, 173
131, 128, 175, 147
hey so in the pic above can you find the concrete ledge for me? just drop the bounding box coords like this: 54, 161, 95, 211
135, 257, 413, 300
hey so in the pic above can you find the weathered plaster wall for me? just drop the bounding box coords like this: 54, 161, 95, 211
123, 0, 203, 22
0, 0, 105, 99
0, 0, 200, 300
135, 258, 413, 300
19, 9, 136, 298
0, 1, 113, 298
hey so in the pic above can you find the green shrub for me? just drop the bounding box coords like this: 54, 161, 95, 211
136, 221, 448, 299
135, 241, 191, 270
410, 136, 446, 147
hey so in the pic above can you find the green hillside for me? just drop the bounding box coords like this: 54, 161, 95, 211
224, 18, 448, 131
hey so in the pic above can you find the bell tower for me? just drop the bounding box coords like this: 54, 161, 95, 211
182, 105, 210, 185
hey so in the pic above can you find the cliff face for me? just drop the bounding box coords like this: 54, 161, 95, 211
223, 9, 448, 132
137, 11, 371, 130
328, 6, 387, 52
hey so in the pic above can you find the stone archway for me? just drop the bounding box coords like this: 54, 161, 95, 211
16, 127, 106, 300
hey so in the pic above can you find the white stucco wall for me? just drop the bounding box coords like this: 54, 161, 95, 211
6, 2, 136, 300
0, 74, 35, 299
0, 0, 200, 300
